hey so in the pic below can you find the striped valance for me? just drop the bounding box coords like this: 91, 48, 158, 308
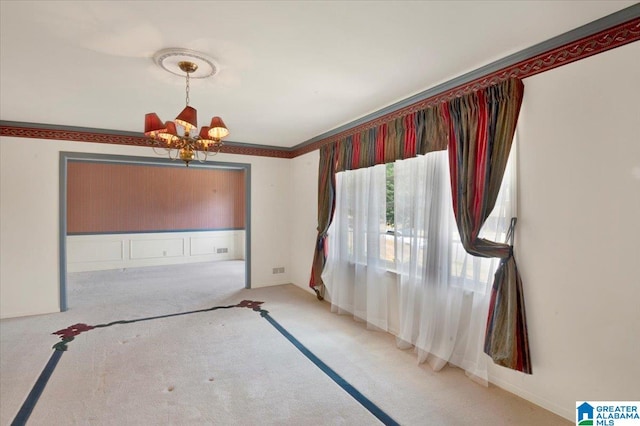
330, 78, 526, 174
333, 103, 448, 173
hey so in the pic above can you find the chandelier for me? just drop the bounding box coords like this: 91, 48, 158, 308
143, 52, 229, 166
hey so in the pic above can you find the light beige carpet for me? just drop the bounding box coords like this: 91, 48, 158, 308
0, 261, 570, 425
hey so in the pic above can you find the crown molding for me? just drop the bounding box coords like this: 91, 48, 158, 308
291, 4, 640, 157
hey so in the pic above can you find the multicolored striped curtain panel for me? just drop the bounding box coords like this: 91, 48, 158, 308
310, 77, 531, 374
309, 142, 336, 300
445, 78, 531, 374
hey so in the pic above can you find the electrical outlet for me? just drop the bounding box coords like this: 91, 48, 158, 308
272, 267, 279, 274
217, 248, 228, 254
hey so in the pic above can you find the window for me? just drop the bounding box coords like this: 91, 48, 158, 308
337, 147, 515, 292
322, 147, 516, 380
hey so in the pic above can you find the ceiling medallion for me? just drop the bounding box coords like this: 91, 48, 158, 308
153, 48, 218, 79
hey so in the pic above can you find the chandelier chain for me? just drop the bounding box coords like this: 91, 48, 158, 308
185, 71, 190, 106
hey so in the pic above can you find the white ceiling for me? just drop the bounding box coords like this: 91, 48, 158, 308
0, 1, 635, 148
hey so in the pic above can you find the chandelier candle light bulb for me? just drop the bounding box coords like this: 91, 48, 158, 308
143, 51, 229, 166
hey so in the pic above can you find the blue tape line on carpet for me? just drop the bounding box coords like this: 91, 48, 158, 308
261, 312, 400, 426
11, 350, 64, 426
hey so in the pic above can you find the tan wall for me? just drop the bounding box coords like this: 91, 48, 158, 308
67, 162, 245, 233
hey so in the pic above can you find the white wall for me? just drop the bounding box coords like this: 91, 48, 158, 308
488, 41, 640, 420
0, 140, 292, 318
289, 150, 319, 296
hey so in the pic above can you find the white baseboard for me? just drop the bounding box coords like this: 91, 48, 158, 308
0, 307, 60, 319
489, 375, 573, 421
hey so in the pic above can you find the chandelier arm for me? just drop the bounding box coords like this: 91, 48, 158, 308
152, 143, 171, 156
212, 141, 222, 156
168, 147, 179, 161
195, 142, 209, 163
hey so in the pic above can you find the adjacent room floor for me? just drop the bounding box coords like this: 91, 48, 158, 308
0, 261, 570, 425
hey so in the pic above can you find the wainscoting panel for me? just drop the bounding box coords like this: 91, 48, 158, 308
190, 237, 217, 256
130, 238, 184, 260
67, 239, 124, 264
190, 235, 235, 260
67, 230, 245, 272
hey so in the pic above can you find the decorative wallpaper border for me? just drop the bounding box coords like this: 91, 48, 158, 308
291, 16, 640, 157
0, 125, 295, 159
1, 14, 638, 160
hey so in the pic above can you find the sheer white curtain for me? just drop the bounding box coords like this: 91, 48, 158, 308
394, 149, 515, 382
323, 147, 516, 383
322, 164, 391, 330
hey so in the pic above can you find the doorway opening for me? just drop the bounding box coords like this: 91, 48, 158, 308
59, 152, 251, 311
